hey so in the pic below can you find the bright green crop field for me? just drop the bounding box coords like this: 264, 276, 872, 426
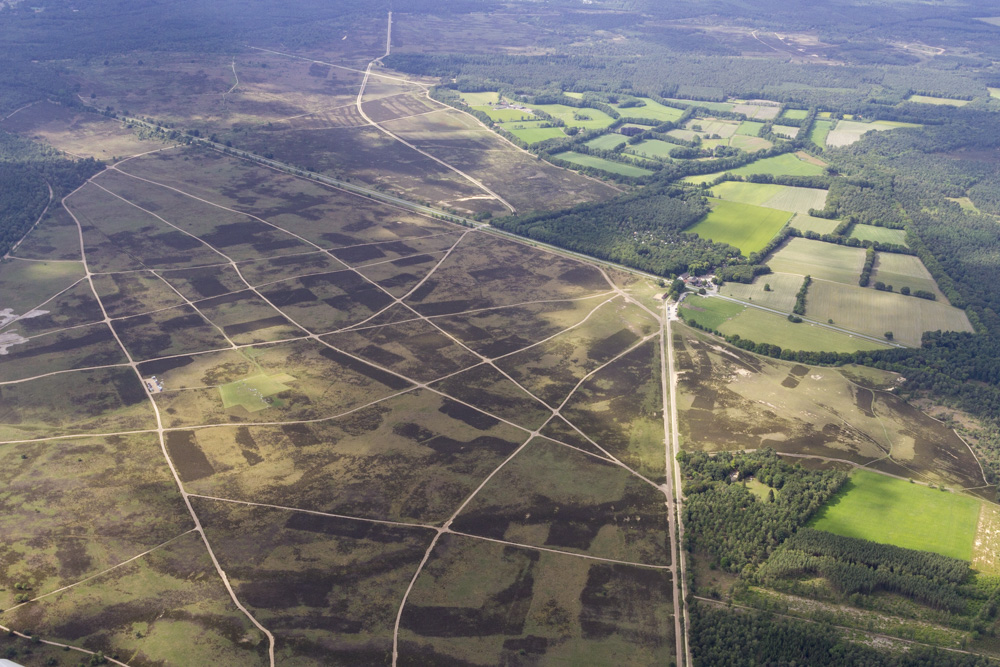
810, 470, 982, 561
553, 151, 654, 176
687, 199, 791, 254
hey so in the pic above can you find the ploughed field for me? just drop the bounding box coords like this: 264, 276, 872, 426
0, 145, 675, 665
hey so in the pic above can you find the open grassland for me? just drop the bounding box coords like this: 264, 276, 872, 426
810, 471, 981, 560
781, 108, 810, 120
719, 307, 890, 353
685, 117, 739, 138
850, 224, 908, 246
869, 252, 943, 297
615, 97, 684, 122
709, 181, 828, 214
624, 138, 676, 160
554, 151, 654, 177
805, 280, 973, 347
767, 238, 866, 285
906, 94, 970, 107
530, 103, 616, 130
825, 119, 922, 147
679, 295, 745, 331
675, 329, 986, 490
681, 295, 888, 353
505, 124, 566, 143
585, 133, 628, 150
789, 213, 841, 235
683, 152, 827, 184
810, 119, 834, 149
736, 121, 765, 136
473, 105, 538, 122
989, 87, 1000, 99
663, 98, 735, 113
687, 199, 791, 255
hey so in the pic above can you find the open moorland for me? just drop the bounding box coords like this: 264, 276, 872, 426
0, 142, 677, 666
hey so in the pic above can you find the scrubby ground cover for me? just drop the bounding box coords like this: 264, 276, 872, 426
0, 143, 675, 665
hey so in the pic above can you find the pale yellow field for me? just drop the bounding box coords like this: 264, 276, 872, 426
805, 281, 973, 347
870, 253, 946, 300
720, 273, 804, 312
767, 238, 866, 285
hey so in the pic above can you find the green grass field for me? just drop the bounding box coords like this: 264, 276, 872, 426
683, 153, 827, 185
709, 181, 828, 214
585, 133, 627, 150
906, 94, 970, 107
736, 121, 764, 137
472, 106, 538, 122
849, 224, 908, 246
219, 373, 295, 412
718, 307, 890, 353
805, 280, 973, 346
506, 126, 566, 144
624, 138, 676, 160
790, 213, 840, 235
809, 120, 833, 149
679, 295, 745, 330
810, 470, 982, 561
687, 199, 791, 254
554, 151, 653, 176
459, 91, 502, 106
768, 238, 866, 285
616, 98, 684, 122
531, 104, 616, 130
781, 109, 809, 120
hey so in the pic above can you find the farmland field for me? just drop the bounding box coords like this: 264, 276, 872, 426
848, 224, 907, 247
810, 470, 981, 560
585, 133, 628, 150
767, 238, 866, 285
686, 199, 791, 254
789, 213, 841, 235
825, 119, 922, 147
736, 121, 765, 136
531, 103, 616, 130
554, 151, 655, 176
615, 97, 684, 122
683, 152, 827, 184
718, 307, 890, 353
781, 108, 810, 120
709, 181, 829, 214
869, 252, 944, 297
624, 138, 677, 160
805, 280, 973, 346
506, 124, 566, 143
771, 124, 799, 138
810, 119, 834, 148
906, 94, 970, 107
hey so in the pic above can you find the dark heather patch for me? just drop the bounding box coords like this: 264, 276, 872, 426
282, 423, 319, 447
138, 355, 194, 376
590, 329, 640, 362
413, 299, 484, 317
781, 376, 800, 389
319, 347, 411, 390
161, 312, 212, 332
0, 327, 114, 361
165, 431, 215, 482
358, 344, 408, 367
558, 265, 606, 289
188, 275, 231, 298
394, 422, 435, 441
300, 270, 368, 291
252, 238, 303, 253
156, 232, 204, 251
391, 253, 435, 268
332, 244, 386, 263
111, 371, 147, 406
406, 280, 437, 302
790, 364, 810, 377
855, 387, 875, 417
223, 316, 293, 336
480, 335, 533, 358
503, 636, 548, 654
397, 642, 479, 667
438, 398, 499, 430
284, 512, 423, 542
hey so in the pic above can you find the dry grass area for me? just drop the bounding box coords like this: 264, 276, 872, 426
973, 502, 1000, 574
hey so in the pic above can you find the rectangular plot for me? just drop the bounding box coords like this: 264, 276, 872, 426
719, 273, 806, 312
718, 308, 890, 353
710, 181, 827, 214
869, 253, 942, 298
0, 324, 127, 382
687, 199, 790, 255
850, 224, 908, 247
112, 305, 231, 361
804, 280, 973, 347
790, 213, 840, 235
768, 238, 866, 285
